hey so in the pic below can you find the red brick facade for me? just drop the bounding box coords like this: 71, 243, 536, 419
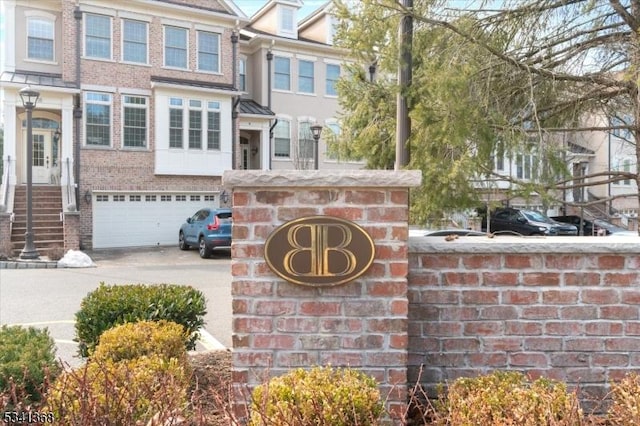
55, 0, 238, 248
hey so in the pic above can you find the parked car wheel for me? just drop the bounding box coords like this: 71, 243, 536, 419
179, 231, 189, 250
199, 236, 212, 259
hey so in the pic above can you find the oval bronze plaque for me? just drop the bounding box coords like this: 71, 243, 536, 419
264, 215, 375, 287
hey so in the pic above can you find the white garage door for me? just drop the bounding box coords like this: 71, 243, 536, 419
92, 192, 218, 248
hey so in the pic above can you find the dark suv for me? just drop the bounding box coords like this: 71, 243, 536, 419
484, 208, 578, 236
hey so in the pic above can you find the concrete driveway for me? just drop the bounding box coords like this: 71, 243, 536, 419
0, 245, 232, 368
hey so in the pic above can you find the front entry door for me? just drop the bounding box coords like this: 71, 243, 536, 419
26, 131, 52, 184
241, 146, 250, 170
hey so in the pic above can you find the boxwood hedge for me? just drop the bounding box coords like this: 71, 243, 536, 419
74, 282, 207, 357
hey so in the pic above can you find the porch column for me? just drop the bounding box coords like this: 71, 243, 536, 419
3, 98, 18, 186
59, 103, 75, 188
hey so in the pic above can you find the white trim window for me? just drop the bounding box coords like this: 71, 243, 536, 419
85, 92, 112, 147
122, 19, 147, 64
326, 63, 340, 96
169, 98, 222, 151
298, 60, 314, 94
122, 95, 148, 148
516, 153, 538, 180
169, 98, 183, 149
274, 56, 291, 91
189, 100, 203, 149
27, 16, 54, 61
278, 5, 296, 38
85, 13, 111, 59
239, 58, 247, 91
298, 120, 314, 159
616, 158, 633, 186
197, 31, 220, 73
207, 101, 221, 150
325, 121, 341, 159
274, 119, 291, 158
164, 25, 188, 69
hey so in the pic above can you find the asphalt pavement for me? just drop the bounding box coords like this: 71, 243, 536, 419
0, 245, 232, 368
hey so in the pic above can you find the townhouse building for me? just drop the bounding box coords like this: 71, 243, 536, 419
0, 0, 249, 252
477, 121, 638, 226
0, 0, 365, 254
238, 0, 363, 171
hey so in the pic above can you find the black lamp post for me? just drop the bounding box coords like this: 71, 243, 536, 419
310, 124, 323, 170
19, 86, 41, 260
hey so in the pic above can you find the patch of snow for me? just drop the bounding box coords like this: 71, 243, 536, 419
57, 250, 96, 268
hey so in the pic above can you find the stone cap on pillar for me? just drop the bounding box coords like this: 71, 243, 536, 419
222, 170, 422, 189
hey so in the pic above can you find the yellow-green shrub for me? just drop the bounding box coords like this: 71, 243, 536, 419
92, 320, 188, 364
249, 366, 383, 426
435, 371, 583, 426
608, 372, 640, 425
74, 282, 206, 357
45, 355, 190, 425
0, 325, 60, 406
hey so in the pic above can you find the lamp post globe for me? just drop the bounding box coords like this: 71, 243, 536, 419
310, 124, 323, 171
19, 86, 41, 260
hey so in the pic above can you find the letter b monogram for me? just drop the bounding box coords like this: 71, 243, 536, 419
284, 224, 357, 277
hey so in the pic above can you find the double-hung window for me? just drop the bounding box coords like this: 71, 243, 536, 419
516, 154, 538, 180
164, 26, 188, 69
239, 58, 247, 91
326, 64, 340, 96
123, 96, 147, 148
298, 60, 314, 94
298, 121, 314, 159
169, 98, 183, 148
278, 6, 295, 37
274, 57, 291, 91
27, 17, 54, 61
198, 31, 219, 72
169, 98, 222, 151
85, 14, 111, 59
122, 19, 147, 64
189, 100, 202, 149
207, 102, 221, 150
85, 92, 112, 146
274, 120, 291, 158
325, 122, 341, 159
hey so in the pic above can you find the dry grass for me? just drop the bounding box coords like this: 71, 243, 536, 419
188, 350, 234, 425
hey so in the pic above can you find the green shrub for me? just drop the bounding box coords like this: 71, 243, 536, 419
249, 366, 384, 426
434, 371, 583, 426
0, 325, 60, 404
92, 320, 189, 364
608, 372, 640, 425
46, 355, 190, 425
74, 282, 207, 357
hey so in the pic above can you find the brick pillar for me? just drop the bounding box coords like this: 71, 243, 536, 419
223, 170, 421, 423
63, 212, 80, 252
0, 213, 12, 256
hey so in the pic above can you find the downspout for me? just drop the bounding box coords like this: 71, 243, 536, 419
608, 129, 612, 215
267, 48, 274, 170
74, 6, 82, 211
231, 28, 239, 170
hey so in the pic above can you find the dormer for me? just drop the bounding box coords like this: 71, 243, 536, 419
250, 0, 302, 39
298, 2, 334, 45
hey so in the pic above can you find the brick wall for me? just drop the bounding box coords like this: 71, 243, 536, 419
224, 170, 422, 422
63, 212, 80, 252
0, 214, 11, 256
408, 237, 640, 412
